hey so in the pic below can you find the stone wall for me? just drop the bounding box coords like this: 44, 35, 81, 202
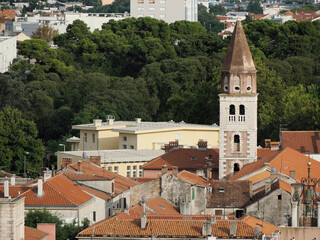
130, 179, 160, 206
0, 197, 24, 240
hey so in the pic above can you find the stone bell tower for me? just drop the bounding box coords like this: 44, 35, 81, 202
219, 21, 258, 179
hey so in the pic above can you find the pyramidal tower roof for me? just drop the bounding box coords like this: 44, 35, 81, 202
221, 21, 256, 72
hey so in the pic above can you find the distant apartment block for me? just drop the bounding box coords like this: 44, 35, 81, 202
0, 36, 17, 73
130, 0, 198, 23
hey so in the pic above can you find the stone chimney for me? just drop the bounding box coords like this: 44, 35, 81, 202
202, 220, 212, 236
230, 221, 237, 236
135, 118, 141, 123
172, 166, 178, 177
265, 139, 271, 149
93, 119, 102, 126
62, 158, 72, 168
37, 178, 43, 197
4, 177, 9, 198
10, 175, 15, 186
89, 156, 101, 166
289, 170, 296, 180
43, 169, 52, 182
164, 140, 179, 153
265, 182, 271, 193
161, 165, 168, 175
141, 213, 147, 229
107, 115, 114, 125
197, 140, 208, 150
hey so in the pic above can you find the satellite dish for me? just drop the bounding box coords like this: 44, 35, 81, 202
142, 196, 147, 203
271, 167, 277, 174
83, 152, 88, 159
254, 227, 260, 236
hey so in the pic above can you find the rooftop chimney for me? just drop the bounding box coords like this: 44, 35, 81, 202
202, 220, 212, 236
141, 213, 147, 229
11, 174, 15, 186
43, 169, 52, 182
93, 119, 102, 126
230, 221, 237, 236
4, 177, 9, 198
135, 118, 141, 123
172, 166, 178, 177
265, 139, 271, 149
164, 140, 179, 153
161, 165, 168, 175
197, 140, 208, 150
107, 115, 115, 125
89, 156, 101, 166
62, 158, 72, 168
37, 178, 43, 197
289, 170, 296, 180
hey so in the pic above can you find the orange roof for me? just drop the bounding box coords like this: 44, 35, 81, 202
282, 131, 320, 154
241, 215, 278, 235
65, 161, 138, 193
78, 184, 112, 201
178, 170, 208, 187
25, 226, 48, 240
283, 11, 294, 15
245, 170, 271, 185
292, 10, 320, 22
232, 148, 320, 182
20, 174, 93, 207
0, 185, 30, 198
0, 9, 16, 19
78, 216, 256, 238
142, 148, 219, 170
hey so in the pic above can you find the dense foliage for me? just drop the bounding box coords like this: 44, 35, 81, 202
246, 0, 263, 14
25, 209, 90, 240
3, 18, 320, 165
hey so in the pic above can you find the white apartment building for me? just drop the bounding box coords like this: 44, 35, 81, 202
6, 12, 128, 36
130, 0, 198, 23
0, 36, 17, 73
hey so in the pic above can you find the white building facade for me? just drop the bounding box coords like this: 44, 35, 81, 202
130, 0, 197, 23
0, 36, 17, 73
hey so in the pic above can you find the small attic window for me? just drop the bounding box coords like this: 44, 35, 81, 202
219, 188, 224, 193
191, 156, 197, 160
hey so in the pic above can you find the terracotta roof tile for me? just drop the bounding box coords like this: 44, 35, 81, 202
78, 184, 112, 201
241, 215, 278, 235
142, 148, 219, 170
207, 180, 251, 208
25, 226, 48, 240
65, 161, 138, 193
0, 185, 30, 198
245, 171, 271, 185
0, 9, 16, 19
20, 174, 93, 206
178, 170, 208, 187
78, 216, 255, 238
282, 131, 320, 154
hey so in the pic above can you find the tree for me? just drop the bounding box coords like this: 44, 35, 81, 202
32, 25, 59, 42
25, 209, 90, 240
246, 0, 263, 14
0, 108, 45, 177
198, 4, 225, 32
209, 4, 227, 15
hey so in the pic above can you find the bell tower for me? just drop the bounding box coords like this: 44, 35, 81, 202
219, 21, 258, 179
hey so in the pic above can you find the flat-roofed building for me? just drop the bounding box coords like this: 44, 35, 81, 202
72, 117, 219, 151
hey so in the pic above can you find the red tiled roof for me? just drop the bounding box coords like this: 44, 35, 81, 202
292, 10, 320, 21
78, 184, 112, 201
0, 185, 30, 198
25, 226, 48, 240
20, 174, 93, 206
65, 161, 138, 193
178, 170, 208, 187
283, 11, 294, 15
78, 216, 256, 238
241, 215, 278, 235
0, 9, 16, 19
282, 131, 320, 154
142, 148, 219, 170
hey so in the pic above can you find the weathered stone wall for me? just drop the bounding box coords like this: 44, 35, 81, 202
246, 189, 291, 226
130, 178, 160, 206
0, 197, 24, 240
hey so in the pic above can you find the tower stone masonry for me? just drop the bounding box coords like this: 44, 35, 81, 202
219, 21, 258, 179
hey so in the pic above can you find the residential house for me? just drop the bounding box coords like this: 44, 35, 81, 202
0, 9, 16, 32
141, 140, 219, 179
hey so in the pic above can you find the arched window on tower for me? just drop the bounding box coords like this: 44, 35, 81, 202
234, 134, 240, 152
239, 105, 245, 122
234, 163, 240, 173
229, 105, 235, 121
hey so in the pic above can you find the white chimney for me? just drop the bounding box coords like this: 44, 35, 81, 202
37, 178, 43, 197
10, 175, 15, 186
43, 169, 52, 182
93, 119, 102, 126
135, 118, 141, 123
141, 213, 147, 229
4, 177, 9, 198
